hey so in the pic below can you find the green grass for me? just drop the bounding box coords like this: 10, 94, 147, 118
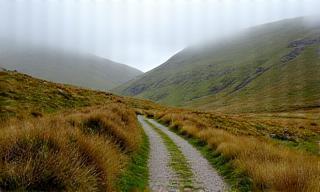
273, 135, 320, 155
187, 138, 252, 192
118, 127, 150, 192
114, 17, 320, 113
145, 119, 195, 190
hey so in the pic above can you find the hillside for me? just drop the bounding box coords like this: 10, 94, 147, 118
1, 70, 319, 191
114, 17, 320, 113
0, 69, 156, 119
0, 42, 142, 91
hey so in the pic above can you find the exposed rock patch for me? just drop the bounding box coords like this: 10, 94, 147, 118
288, 38, 320, 48
232, 66, 271, 93
281, 37, 320, 63
126, 84, 147, 95
209, 79, 235, 94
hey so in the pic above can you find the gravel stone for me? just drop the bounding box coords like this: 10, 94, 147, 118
147, 119, 227, 192
138, 116, 179, 191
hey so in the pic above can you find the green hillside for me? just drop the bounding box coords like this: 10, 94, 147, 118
114, 17, 320, 113
0, 43, 143, 91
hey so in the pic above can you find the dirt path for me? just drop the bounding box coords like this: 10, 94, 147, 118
138, 115, 227, 192
138, 116, 179, 191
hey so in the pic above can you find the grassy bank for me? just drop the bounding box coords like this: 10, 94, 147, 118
0, 70, 161, 120
0, 69, 159, 191
118, 126, 150, 191
0, 104, 142, 191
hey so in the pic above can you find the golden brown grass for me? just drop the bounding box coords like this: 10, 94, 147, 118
151, 109, 320, 192
0, 70, 160, 191
2, 70, 319, 191
66, 104, 141, 152
0, 70, 161, 120
234, 108, 320, 135
0, 104, 141, 191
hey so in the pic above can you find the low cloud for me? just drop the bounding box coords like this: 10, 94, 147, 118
0, 0, 319, 72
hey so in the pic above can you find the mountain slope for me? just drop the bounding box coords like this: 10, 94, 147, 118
0, 68, 158, 118
114, 17, 320, 113
0, 43, 142, 90
1, 69, 319, 192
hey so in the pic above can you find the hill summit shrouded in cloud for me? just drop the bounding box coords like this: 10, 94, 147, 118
0, 42, 143, 91
1, 0, 320, 71
114, 17, 320, 113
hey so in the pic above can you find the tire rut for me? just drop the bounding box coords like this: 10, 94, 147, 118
138, 115, 227, 192
138, 116, 179, 191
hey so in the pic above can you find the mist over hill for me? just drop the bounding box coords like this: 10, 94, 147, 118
114, 17, 320, 112
0, 41, 143, 91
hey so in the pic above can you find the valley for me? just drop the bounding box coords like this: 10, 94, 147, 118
1, 69, 319, 191
0, 13, 319, 192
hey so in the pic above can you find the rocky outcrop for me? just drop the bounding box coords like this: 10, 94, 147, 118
232, 66, 271, 93
281, 47, 305, 63
281, 37, 320, 63
209, 79, 235, 94
125, 84, 147, 95
288, 37, 320, 48
215, 37, 319, 94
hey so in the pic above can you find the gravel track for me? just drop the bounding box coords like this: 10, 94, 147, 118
137, 116, 179, 191
146, 118, 227, 192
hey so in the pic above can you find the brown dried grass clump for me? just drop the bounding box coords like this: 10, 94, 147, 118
154, 110, 320, 192
68, 104, 141, 152
0, 104, 140, 191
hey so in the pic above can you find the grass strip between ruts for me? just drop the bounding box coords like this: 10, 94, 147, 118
145, 118, 196, 190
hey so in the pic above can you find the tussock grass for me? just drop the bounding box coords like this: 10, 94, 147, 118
67, 104, 140, 152
0, 104, 141, 191
152, 110, 320, 192
0, 69, 162, 191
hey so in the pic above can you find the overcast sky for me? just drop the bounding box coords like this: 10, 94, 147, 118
0, 0, 319, 72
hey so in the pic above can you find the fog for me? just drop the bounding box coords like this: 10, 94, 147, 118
0, 0, 319, 72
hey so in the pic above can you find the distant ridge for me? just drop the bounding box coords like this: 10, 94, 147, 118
0, 42, 143, 90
